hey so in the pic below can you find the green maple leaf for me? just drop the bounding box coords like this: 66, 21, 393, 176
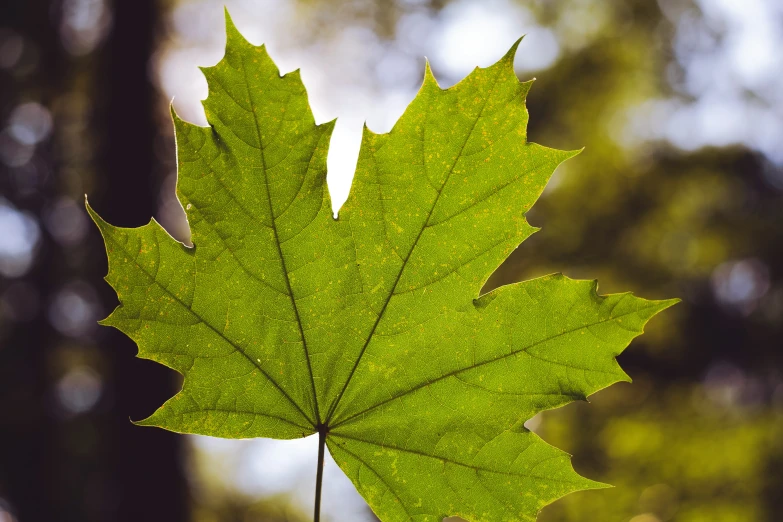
88, 12, 677, 522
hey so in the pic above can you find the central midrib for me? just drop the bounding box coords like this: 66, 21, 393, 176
240, 54, 322, 427
324, 66, 504, 425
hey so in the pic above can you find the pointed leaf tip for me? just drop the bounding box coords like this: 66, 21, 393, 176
422, 58, 439, 89
223, 7, 252, 49
501, 36, 525, 65
658, 297, 681, 312
362, 121, 378, 137
169, 102, 180, 122
132, 415, 153, 428
223, 6, 237, 33
84, 197, 103, 226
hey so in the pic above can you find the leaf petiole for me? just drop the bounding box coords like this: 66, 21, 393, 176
314, 425, 326, 522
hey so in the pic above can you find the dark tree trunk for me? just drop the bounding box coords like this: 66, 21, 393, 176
0, 0, 188, 520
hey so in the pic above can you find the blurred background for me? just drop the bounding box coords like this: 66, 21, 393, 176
0, 0, 781, 521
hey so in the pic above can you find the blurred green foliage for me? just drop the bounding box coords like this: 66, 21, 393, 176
537, 383, 783, 522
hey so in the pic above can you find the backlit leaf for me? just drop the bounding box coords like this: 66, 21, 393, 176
89, 11, 677, 521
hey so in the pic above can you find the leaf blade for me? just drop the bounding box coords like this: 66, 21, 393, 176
86, 205, 314, 437
91, 12, 679, 520
325, 275, 675, 520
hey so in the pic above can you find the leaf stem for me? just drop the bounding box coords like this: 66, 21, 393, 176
314, 425, 326, 522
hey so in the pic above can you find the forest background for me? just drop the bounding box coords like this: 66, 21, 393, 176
1, 0, 782, 521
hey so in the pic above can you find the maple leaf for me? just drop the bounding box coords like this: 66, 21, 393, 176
88, 11, 677, 522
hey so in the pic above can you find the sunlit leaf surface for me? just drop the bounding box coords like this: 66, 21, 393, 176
89, 11, 676, 521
